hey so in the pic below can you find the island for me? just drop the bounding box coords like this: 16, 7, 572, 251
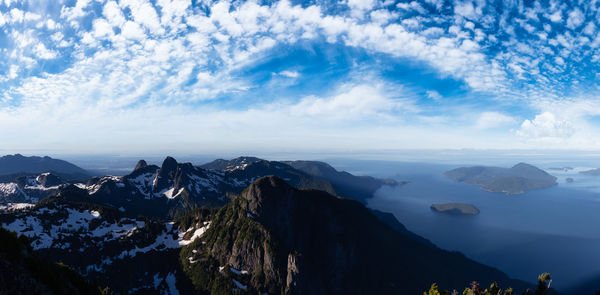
431, 203, 480, 215
566, 178, 574, 183
548, 167, 573, 172
580, 168, 600, 176
443, 163, 557, 194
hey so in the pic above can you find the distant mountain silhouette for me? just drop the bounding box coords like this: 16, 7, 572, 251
444, 163, 557, 194
0, 154, 89, 180
283, 160, 404, 203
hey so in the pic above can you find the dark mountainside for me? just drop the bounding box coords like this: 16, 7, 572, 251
0, 227, 101, 295
444, 163, 557, 194
282, 160, 403, 203
0, 154, 90, 180
180, 176, 532, 294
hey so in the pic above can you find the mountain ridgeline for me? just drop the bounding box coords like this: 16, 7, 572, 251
443, 163, 557, 194
0, 154, 90, 181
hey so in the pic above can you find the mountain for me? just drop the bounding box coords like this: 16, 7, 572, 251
199, 156, 263, 171
282, 160, 403, 203
0, 227, 101, 295
444, 163, 557, 194
0, 154, 89, 180
0, 172, 67, 204
0, 196, 207, 294
57, 157, 334, 218
179, 176, 531, 294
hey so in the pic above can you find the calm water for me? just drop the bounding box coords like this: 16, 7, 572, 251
326, 159, 600, 293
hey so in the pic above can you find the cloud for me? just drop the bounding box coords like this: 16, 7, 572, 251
516, 112, 575, 141
475, 112, 516, 130
566, 8, 584, 29
277, 70, 300, 78
425, 90, 442, 100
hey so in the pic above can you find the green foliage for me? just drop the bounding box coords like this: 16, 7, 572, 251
428, 274, 549, 295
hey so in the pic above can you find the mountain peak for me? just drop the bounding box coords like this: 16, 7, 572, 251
242, 176, 294, 218
134, 159, 148, 172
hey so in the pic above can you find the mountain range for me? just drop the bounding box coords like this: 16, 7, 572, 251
0, 155, 548, 294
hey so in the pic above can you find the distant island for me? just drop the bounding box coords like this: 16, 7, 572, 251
580, 168, 600, 176
444, 163, 557, 194
431, 203, 480, 215
548, 167, 573, 172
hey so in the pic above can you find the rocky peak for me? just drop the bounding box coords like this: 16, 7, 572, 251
154, 157, 178, 190
134, 160, 148, 172
242, 176, 295, 219
36, 173, 64, 187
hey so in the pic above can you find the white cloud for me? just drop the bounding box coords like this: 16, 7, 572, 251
548, 10, 562, 23
290, 84, 414, 121
278, 70, 300, 78
475, 112, 516, 130
103, 1, 126, 27
566, 8, 584, 29
517, 112, 574, 140
425, 90, 442, 100
33, 43, 57, 59
121, 21, 146, 40
121, 0, 163, 35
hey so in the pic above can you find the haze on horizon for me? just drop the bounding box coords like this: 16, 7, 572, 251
1, 0, 600, 153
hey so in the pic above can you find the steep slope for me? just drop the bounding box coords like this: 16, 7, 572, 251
0, 227, 101, 295
283, 160, 403, 203
0, 154, 89, 180
180, 176, 531, 294
444, 163, 557, 194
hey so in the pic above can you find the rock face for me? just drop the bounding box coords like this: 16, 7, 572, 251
133, 160, 148, 171
181, 176, 530, 294
431, 203, 480, 215
444, 163, 557, 194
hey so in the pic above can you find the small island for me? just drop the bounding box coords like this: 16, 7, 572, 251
431, 203, 480, 215
443, 163, 557, 194
580, 168, 600, 176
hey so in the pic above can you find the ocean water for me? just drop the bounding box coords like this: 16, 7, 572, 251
326, 159, 600, 293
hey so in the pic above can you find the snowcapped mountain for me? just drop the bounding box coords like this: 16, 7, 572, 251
59, 156, 334, 218
0, 172, 66, 204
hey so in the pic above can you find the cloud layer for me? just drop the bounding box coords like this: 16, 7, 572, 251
0, 0, 600, 153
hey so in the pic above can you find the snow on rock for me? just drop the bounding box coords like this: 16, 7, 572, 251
0, 203, 35, 211
178, 221, 211, 246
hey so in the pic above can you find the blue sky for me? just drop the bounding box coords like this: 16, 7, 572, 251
0, 0, 600, 154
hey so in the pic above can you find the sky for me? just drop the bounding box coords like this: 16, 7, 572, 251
1, 0, 600, 155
